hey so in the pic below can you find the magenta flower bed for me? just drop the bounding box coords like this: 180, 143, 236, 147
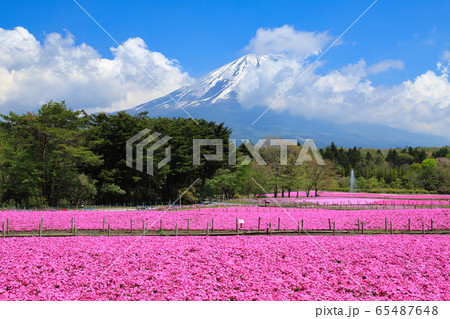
0, 235, 448, 300
1, 207, 449, 231
267, 197, 380, 205
265, 197, 450, 206
369, 200, 449, 206
264, 191, 450, 200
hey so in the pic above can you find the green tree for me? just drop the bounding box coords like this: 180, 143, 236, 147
1, 101, 101, 206
421, 158, 436, 169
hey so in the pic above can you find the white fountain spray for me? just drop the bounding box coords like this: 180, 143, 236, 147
350, 169, 356, 195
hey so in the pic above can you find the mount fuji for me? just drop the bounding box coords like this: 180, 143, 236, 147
126, 54, 447, 148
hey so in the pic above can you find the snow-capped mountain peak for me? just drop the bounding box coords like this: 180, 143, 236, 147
132, 54, 277, 111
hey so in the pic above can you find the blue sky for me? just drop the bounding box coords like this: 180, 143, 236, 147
2, 0, 449, 81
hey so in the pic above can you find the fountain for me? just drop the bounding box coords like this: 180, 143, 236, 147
350, 169, 356, 195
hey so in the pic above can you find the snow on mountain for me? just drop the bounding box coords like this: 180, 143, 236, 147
132, 54, 276, 111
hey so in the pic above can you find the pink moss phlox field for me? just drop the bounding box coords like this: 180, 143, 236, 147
1, 207, 449, 231
264, 197, 450, 206
369, 200, 449, 206
0, 235, 448, 301
263, 192, 450, 200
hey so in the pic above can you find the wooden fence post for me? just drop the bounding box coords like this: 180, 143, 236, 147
6, 218, 9, 235
385, 218, 387, 233
422, 222, 425, 235
258, 217, 261, 232
74, 224, 77, 236
103, 218, 106, 232
108, 223, 111, 236
269, 222, 272, 235
175, 223, 179, 236
357, 218, 360, 232
408, 218, 411, 232
278, 217, 281, 231
328, 219, 331, 231
39, 218, 43, 237
206, 222, 209, 236
301, 219, 304, 234
160, 219, 163, 231
130, 219, 133, 234
236, 218, 239, 235
211, 218, 214, 233
2, 222, 5, 238
431, 219, 433, 232
71, 218, 74, 233
333, 222, 335, 236
390, 222, 393, 235
187, 218, 190, 234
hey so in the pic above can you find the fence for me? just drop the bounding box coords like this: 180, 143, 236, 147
2, 205, 449, 237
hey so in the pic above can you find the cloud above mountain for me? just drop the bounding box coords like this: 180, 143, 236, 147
235, 28, 450, 138
0, 27, 192, 114
235, 55, 450, 138
244, 25, 332, 58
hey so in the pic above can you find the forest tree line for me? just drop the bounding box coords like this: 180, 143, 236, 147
205, 141, 450, 199
0, 101, 449, 207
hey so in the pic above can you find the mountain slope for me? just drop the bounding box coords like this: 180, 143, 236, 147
132, 54, 273, 111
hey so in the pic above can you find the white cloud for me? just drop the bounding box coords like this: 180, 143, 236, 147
233, 55, 450, 138
0, 27, 193, 114
233, 55, 318, 109
305, 66, 450, 136
367, 59, 404, 74
238, 27, 450, 138
314, 60, 368, 92
244, 25, 331, 58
